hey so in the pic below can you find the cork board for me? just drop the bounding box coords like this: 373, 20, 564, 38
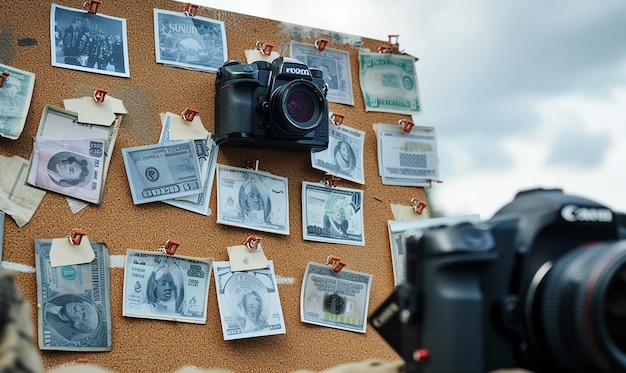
0, 0, 426, 371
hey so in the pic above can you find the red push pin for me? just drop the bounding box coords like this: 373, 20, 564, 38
331, 113, 344, 126
256, 41, 275, 56
181, 107, 199, 122
324, 174, 340, 188
184, 3, 198, 16
163, 240, 180, 255
84, 0, 101, 14
315, 38, 329, 52
245, 236, 262, 251
413, 348, 430, 362
68, 228, 87, 245
411, 198, 427, 215
398, 119, 414, 133
93, 88, 107, 103
0, 71, 9, 88
326, 255, 346, 273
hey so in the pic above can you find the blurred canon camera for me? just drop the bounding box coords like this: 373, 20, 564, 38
370, 188, 626, 373
214, 57, 329, 152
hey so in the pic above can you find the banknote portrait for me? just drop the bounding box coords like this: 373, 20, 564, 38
333, 140, 356, 173
145, 264, 185, 315
50, 4, 130, 77
239, 181, 272, 225
43, 295, 101, 342
311, 123, 365, 184
233, 289, 269, 332
45, 151, 92, 188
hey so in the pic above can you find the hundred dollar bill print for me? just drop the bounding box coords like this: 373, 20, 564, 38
358, 51, 421, 115
122, 249, 213, 324
311, 119, 365, 184
159, 113, 219, 215
301, 262, 373, 333
388, 214, 481, 286
302, 182, 365, 246
214, 261, 286, 340
216, 165, 289, 235
28, 138, 106, 204
0, 63, 35, 140
290, 41, 354, 105
35, 239, 112, 351
153, 9, 227, 72
122, 140, 203, 205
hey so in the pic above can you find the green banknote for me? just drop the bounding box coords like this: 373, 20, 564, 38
35, 239, 112, 351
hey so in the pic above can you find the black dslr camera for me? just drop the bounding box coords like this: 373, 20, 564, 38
370, 188, 626, 373
214, 57, 329, 152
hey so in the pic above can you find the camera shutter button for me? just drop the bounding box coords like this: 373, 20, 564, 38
243, 65, 253, 72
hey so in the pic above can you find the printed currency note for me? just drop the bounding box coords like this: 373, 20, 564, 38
35, 239, 112, 351
302, 181, 365, 246
311, 120, 365, 184
375, 123, 439, 187
214, 261, 286, 340
216, 165, 289, 235
153, 9, 227, 72
301, 262, 373, 333
122, 140, 202, 205
159, 113, 219, 215
27, 138, 106, 204
358, 51, 421, 115
0, 63, 35, 140
0, 155, 46, 227
122, 249, 213, 324
290, 41, 354, 105
388, 214, 481, 285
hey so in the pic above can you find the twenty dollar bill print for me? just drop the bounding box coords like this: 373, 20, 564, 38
153, 9, 227, 72
302, 182, 365, 246
0, 63, 35, 140
122, 140, 202, 205
301, 262, 373, 333
35, 239, 112, 351
311, 120, 365, 184
216, 164, 289, 235
214, 261, 286, 340
358, 51, 421, 115
122, 249, 213, 324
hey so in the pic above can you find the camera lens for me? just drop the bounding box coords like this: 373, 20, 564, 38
269, 80, 326, 135
536, 241, 626, 372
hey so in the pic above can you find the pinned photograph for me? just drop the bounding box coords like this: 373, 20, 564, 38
290, 41, 354, 105
154, 9, 228, 72
214, 261, 286, 340
122, 249, 213, 324
311, 121, 365, 184
216, 165, 289, 235
50, 4, 130, 77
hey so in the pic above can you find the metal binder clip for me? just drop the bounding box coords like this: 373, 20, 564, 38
181, 107, 199, 122
93, 89, 107, 103
331, 113, 344, 126
256, 41, 275, 56
326, 255, 346, 273
245, 236, 262, 251
398, 119, 414, 133
68, 228, 87, 245
315, 38, 329, 52
84, 0, 101, 14
184, 3, 198, 16
411, 198, 427, 215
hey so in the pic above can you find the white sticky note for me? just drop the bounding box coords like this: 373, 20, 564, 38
227, 243, 269, 272
49, 236, 95, 267
168, 114, 209, 140
390, 203, 430, 222
63, 97, 116, 127
244, 49, 280, 64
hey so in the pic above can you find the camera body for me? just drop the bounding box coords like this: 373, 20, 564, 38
214, 57, 329, 152
370, 188, 626, 373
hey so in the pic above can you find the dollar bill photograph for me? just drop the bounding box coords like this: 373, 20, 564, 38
302, 182, 365, 246
300, 262, 373, 333
122, 249, 213, 324
214, 261, 286, 340
51, 4, 130, 77
311, 121, 365, 184
153, 8, 227, 72
0, 63, 35, 140
290, 41, 354, 105
216, 165, 290, 235
35, 240, 112, 351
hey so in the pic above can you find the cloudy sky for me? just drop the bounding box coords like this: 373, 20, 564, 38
186, 0, 626, 220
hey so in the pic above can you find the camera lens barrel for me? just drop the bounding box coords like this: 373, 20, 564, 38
269, 79, 326, 135
539, 241, 626, 372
